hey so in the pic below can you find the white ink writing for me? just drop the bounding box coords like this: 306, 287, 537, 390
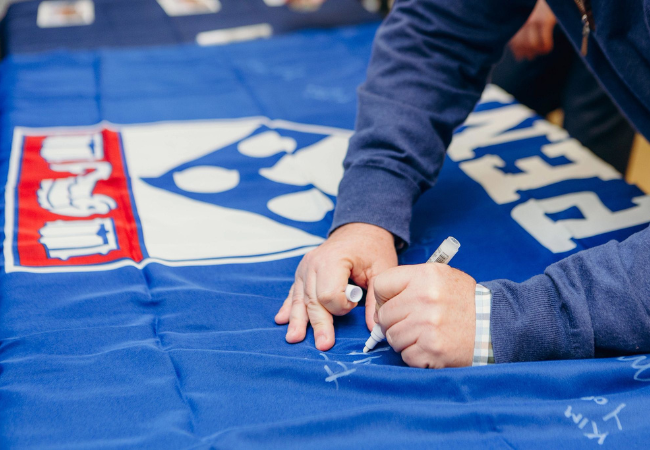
585, 421, 608, 445
320, 353, 356, 390
581, 396, 608, 405
603, 404, 626, 431
618, 356, 650, 382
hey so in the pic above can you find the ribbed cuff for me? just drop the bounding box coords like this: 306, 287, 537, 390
482, 275, 594, 364
330, 164, 420, 245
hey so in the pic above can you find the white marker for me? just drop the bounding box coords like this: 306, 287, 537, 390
363, 236, 461, 353
346, 284, 363, 303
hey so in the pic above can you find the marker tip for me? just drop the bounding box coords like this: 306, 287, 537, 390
363, 346, 370, 353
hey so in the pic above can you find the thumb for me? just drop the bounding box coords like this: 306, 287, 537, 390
365, 276, 377, 331
364, 259, 398, 331
372, 265, 411, 310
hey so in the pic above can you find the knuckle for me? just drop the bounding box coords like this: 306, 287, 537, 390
426, 313, 442, 329
331, 302, 355, 316
306, 301, 330, 321
422, 263, 442, 281
317, 289, 338, 305
425, 338, 443, 355
401, 351, 414, 367
402, 351, 426, 369
289, 309, 305, 324
373, 272, 387, 293
303, 249, 316, 261
321, 290, 354, 315
384, 329, 394, 346
376, 306, 385, 324
291, 289, 304, 304
304, 290, 318, 305
414, 359, 428, 369
423, 286, 440, 303
305, 298, 321, 314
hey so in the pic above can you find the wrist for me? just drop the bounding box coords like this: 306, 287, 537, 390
330, 222, 395, 246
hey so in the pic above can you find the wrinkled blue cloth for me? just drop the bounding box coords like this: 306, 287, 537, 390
0, 25, 648, 448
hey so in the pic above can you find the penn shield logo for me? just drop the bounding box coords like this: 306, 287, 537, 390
5, 118, 351, 273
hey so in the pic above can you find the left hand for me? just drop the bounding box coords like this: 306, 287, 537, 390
373, 263, 477, 369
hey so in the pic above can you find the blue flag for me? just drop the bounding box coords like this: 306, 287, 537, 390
0, 24, 648, 448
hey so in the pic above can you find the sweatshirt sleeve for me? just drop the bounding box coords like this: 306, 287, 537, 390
330, 0, 537, 244
483, 225, 650, 363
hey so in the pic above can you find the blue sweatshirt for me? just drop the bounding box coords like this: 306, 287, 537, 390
331, 0, 650, 363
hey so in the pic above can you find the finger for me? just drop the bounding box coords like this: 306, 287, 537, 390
286, 279, 308, 343
539, 23, 554, 54
304, 268, 318, 309
364, 257, 396, 331
513, 23, 537, 60
274, 284, 294, 325
376, 293, 411, 333
315, 260, 353, 316
400, 343, 431, 369
383, 319, 418, 354
365, 276, 377, 331
306, 300, 335, 351
508, 28, 527, 61
526, 27, 541, 59
372, 265, 413, 309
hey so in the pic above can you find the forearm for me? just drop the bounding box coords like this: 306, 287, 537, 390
483, 225, 650, 363
332, 0, 537, 243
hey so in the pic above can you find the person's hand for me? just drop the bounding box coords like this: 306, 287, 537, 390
275, 223, 398, 351
373, 263, 476, 368
286, 0, 326, 11
509, 0, 557, 61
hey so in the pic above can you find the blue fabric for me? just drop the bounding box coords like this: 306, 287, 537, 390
0, 24, 649, 448
1, 0, 381, 56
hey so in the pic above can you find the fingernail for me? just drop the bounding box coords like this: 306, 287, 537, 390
316, 335, 325, 348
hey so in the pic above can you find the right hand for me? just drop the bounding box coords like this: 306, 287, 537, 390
274, 222, 398, 351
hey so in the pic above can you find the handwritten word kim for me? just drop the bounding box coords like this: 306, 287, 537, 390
564, 396, 627, 445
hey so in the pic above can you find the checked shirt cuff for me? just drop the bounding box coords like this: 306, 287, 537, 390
473, 284, 495, 366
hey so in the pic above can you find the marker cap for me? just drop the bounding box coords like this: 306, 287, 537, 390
346, 284, 363, 303
426, 236, 460, 265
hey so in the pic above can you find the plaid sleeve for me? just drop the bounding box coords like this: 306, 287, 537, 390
473, 284, 495, 366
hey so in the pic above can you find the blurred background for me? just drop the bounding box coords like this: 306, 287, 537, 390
0, 0, 646, 192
